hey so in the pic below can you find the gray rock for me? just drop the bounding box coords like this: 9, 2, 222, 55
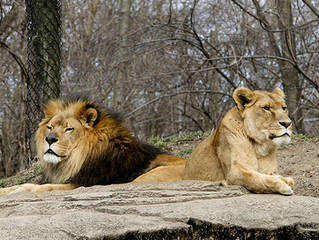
0, 181, 318, 240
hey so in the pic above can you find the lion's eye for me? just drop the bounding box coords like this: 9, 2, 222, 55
65, 127, 74, 132
47, 126, 52, 130
262, 106, 270, 111
282, 106, 287, 111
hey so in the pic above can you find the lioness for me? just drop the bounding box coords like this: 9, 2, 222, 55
183, 88, 294, 195
0, 97, 186, 194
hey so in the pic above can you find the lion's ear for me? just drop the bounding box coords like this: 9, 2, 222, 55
44, 100, 64, 118
272, 88, 285, 98
84, 108, 98, 127
233, 88, 256, 111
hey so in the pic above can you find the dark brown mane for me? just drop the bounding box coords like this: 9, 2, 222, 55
71, 138, 164, 186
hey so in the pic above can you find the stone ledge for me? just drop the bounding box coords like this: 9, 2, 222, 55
0, 181, 318, 239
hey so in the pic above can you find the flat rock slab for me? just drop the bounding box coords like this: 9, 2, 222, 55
0, 181, 318, 240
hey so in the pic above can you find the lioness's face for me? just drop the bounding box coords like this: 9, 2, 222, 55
40, 114, 85, 164
234, 88, 292, 145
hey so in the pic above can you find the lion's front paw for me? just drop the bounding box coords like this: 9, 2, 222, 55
0, 185, 19, 194
0, 184, 39, 195
0, 188, 8, 194
9, 183, 39, 194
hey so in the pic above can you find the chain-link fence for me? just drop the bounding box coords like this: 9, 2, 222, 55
25, 0, 62, 158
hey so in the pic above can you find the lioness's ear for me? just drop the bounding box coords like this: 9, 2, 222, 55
272, 88, 285, 98
84, 108, 98, 127
233, 88, 255, 111
44, 100, 64, 118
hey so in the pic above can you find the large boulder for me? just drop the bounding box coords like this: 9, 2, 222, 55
0, 181, 318, 239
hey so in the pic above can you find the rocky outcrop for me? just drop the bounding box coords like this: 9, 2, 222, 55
0, 181, 318, 239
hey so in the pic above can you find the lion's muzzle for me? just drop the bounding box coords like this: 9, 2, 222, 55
46, 133, 58, 145
279, 121, 292, 129
269, 132, 290, 140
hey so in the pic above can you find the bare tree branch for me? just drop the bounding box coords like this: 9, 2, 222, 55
126, 90, 231, 118
0, 40, 28, 81
301, 0, 319, 18
189, 1, 236, 88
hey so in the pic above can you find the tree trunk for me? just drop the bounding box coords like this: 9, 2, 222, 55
252, 0, 304, 133
113, 0, 131, 109
277, 0, 303, 133
26, 0, 62, 157
85, 0, 100, 39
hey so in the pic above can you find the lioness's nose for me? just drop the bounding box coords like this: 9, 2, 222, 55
45, 133, 58, 145
279, 121, 292, 128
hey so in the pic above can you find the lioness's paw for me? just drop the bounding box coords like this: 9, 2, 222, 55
280, 176, 294, 188
279, 184, 293, 196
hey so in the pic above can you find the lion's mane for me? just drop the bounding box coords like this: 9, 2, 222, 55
36, 97, 164, 186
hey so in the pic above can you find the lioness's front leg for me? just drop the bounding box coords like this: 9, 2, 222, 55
0, 183, 78, 194
227, 161, 293, 195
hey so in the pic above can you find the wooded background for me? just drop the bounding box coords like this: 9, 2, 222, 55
0, 0, 318, 177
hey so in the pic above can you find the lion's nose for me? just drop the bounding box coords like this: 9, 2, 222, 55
45, 133, 58, 145
279, 121, 292, 129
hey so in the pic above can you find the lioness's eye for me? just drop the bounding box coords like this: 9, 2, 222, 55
282, 106, 287, 110
47, 126, 52, 130
65, 127, 74, 132
262, 106, 270, 111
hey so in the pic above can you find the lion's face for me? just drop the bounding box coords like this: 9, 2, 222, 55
36, 100, 99, 165
42, 115, 86, 164
233, 88, 292, 146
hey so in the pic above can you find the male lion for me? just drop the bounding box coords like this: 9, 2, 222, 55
183, 88, 294, 195
0, 97, 186, 194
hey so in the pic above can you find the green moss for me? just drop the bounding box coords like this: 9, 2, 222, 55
0, 180, 7, 188
167, 131, 210, 144
176, 148, 193, 158
16, 178, 27, 185
15, 163, 43, 185
292, 134, 318, 142
148, 136, 168, 148
292, 134, 310, 141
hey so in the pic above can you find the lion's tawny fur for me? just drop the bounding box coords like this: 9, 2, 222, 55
183, 88, 294, 195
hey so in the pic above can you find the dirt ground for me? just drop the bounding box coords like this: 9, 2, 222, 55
1, 135, 319, 198
277, 138, 319, 197
165, 135, 319, 198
